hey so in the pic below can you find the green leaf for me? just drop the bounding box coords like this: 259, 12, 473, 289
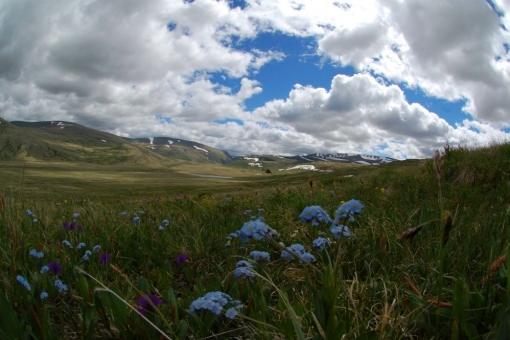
0, 293, 22, 339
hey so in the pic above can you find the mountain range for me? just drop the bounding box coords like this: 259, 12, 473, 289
0, 118, 396, 166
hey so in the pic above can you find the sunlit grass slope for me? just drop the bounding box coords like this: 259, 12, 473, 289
0, 142, 509, 339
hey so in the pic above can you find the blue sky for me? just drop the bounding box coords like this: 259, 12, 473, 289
0, 0, 509, 158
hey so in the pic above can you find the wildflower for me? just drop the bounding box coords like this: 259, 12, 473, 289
137, 210, 145, 215
40, 265, 49, 274
176, 253, 188, 265
330, 225, 351, 239
162, 219, 170, 226
299, 206, 332, 226
26, 209, 34, 216
228, 232, 239, 239
250, 251, 270, 262
40, 291, 49, 299
244, 209, 252, 215
93, 245, 101, 253
62, 221, 75, 231
237, 219, 277, 242
137, 294, 164, 316
189, 292, 233, 316
226, 307, 238, 319
158, 226, 164, 231
333, 199, 364, 223
29, 249, 44, 259
62, 240, 73, 248
234, 261, 256, 278
48, 261, 62, 275
82, 250, 92, 261
100, 253, 111, 265
54, 279, 68, 293
133, 216, 140, 224
73, 213, 80, 218
281, 244, 306, 260
119, 211, 128, 217
77, 242, 86, 250
301, 253, 316, 263
17, 275, 31, 291
32, 218, 38, 223
225, 240, 231, 248
312, 237, 330, 252
258, 208, 264, 213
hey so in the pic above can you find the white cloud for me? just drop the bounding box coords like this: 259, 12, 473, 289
0, 0, 508, 160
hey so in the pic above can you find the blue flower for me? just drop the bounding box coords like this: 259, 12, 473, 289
40, 265, 49, 274
73, 212, 80, 218
234, 260, 255, 278
40, 291, 49, 299
62, 240, 73, 248
312, 237, 330, 252
225, 307, 238, 319
243, 209, 252, 215
330, 225, 351, 239
29, 249, 44, 258
162, 219, 170, 226
17, 275, 31, 291
189, 292, 233, 316
133, 216, 140, 224
54, 279, 68, 293
237, 219, 277, 242
82, 250, 92, 261
26, 209, 33, 216
281, 244, 306, 260
250, 251, 270, 262
32, 218, 38, 223
158, 226, 164, 231
77, 242, 86, 250
258, 208, 264, 213
299, 206, 332, 226
333, 199, 364, 223
93, 245, 101, 253
119, 211, 128, 217
300, 252, 316, 263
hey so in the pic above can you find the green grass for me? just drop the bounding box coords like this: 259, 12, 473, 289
1, 143, 510, 339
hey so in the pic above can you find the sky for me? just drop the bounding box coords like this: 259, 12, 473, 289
1, 0, 510, 159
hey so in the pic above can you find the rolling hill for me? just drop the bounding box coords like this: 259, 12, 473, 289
0, 119, 232, 166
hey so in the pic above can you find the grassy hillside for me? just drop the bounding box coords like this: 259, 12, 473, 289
0, 120, 231, 166
0, 142, 509, 339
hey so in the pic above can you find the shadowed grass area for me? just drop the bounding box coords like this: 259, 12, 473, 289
0, 143, 509, 339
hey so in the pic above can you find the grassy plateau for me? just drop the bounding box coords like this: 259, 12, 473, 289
1, 143, 510, 339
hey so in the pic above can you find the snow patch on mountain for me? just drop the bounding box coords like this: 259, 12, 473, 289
194, 145, 208, 154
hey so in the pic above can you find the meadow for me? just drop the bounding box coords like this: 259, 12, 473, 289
1, 143, 510, 339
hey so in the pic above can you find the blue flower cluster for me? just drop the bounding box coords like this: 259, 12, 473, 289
77, 242, 86, 250
17, 275, 31, 291
119, 211, 128, 217
29, 249, 44, 259
333, 199, 364, 223
40, 292, 49, 299
62, 240, 73, 248
73, 212, 80, 219
299, 206, 332, 226
330, 225, 351, 239
40, 265, 49, 274
82, 250, 92, 261
93, 245, 101, 253
162, 219, 170, 226
250, 251, 270, 262
189, 292, 242, 319
234, 219, 278, 242
158, 226, 165, 231
55, 279, 68, 293
133, 216, 140, 224
26, 209, 38, 223
281, 244, 316, 263
234, 260, 256, 278
312, 237, 330, 252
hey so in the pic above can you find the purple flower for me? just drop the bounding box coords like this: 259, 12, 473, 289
176, 253, 188, 265
62, 221, 75, 231
100, 253, 111, 265
48, 261, 62, 275
137, 294, 163, 316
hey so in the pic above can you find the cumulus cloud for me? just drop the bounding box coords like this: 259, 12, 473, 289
0, 0, 508, 160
